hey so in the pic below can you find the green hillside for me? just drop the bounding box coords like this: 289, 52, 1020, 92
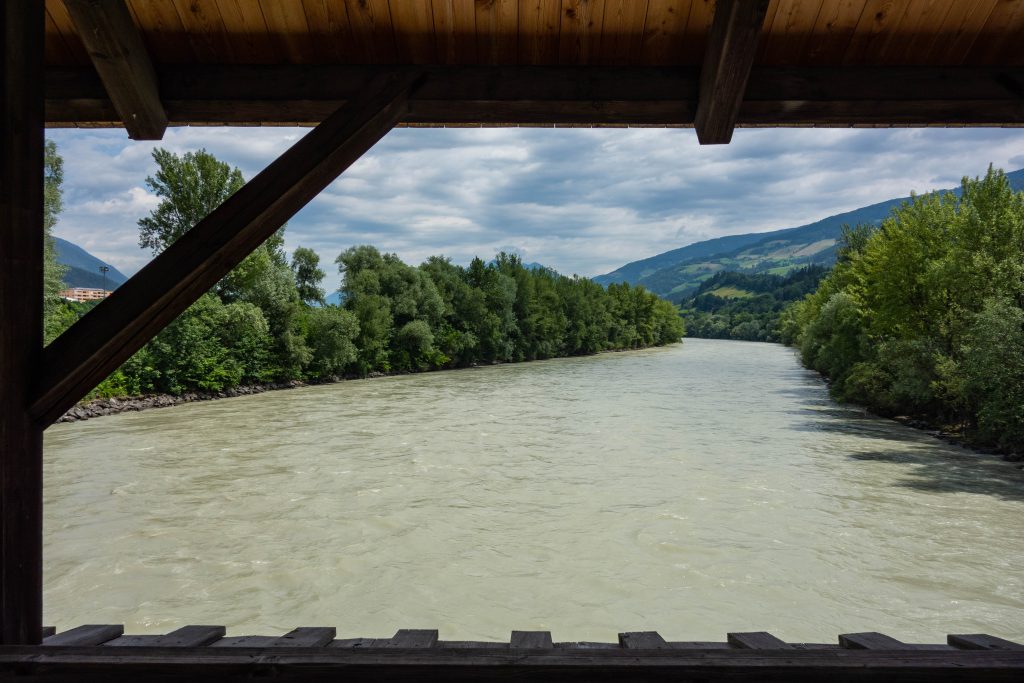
596, 168, 1024, 302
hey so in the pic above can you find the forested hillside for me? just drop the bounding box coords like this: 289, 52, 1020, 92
44, 146, 683, 402
782, 168, 1024, 455
680, 266, 828, 342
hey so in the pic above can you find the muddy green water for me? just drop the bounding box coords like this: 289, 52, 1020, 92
43, 339, 1024, 642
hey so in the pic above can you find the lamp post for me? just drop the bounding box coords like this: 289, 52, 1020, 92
99, 265, 109, 295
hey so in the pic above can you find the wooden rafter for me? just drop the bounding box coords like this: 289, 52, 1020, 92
43, 65, 1024, 129
63, 0, 167, 140
1, 0, 45, 646
31, 71, 424, 428
695, 0, 771, 144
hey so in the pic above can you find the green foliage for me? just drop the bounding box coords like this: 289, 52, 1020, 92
291, 246, 326, 305
680, 266, 828, 342
785, 167, 1024, 453
138, 148, 245, 253
43, 140, 70, 344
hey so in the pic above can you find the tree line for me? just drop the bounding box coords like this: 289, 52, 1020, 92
680, 266, 828, 342
781, 167, 1024, 454
44, 146, 684, 399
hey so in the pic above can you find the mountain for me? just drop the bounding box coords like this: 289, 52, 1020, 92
54, 237, 128, 290
596, 168, 1024, 302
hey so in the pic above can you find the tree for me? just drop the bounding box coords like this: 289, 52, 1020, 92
138, 148, 245, 253
291, 246, 326, 305
43, 140, 72, 343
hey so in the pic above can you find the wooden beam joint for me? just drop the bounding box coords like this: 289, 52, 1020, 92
64, 0, 167, 140
695, 0, 770, 144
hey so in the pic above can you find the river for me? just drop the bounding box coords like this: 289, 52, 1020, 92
43, 338, 1024, 643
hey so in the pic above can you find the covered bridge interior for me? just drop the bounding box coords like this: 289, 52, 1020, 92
3, 0, 1024, 679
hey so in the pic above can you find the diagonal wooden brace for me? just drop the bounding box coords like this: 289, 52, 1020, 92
32, 70, 425, 428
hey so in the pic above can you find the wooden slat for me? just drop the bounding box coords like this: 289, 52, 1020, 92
511, 631, 553, 648
331, 638, 377, 648
125, 0, 195, 63
432, 0, 477, 65
840, 632, 906, 650
344, 0, 396, 64
171, 0, 235, 63
801, 0, 868, 64
210, 635, 278, 648
600, 0, 649, 65
259, 0, 315, 64
475, 0, 518, 65
31, 69, 423, 428
0, 0, 45, 646
728, 631, 793, 649
105, 626, 226, 647
926, 0, 999, 65
214, 0, 276, 64
559, 0, 607, 65
842, 0, 911, 65
45, 0, 92, 65
63, 0, 167, 140
949, 634, 1024, 651
759, 0, 824, 66
437, 640, 509, 649
4, 645, 1024, 680
44, 625, 123, 647
267, 627, 337, 647
619, 632, 669, 649
390, 0, 436, 64
383, 630, 438, 648
695, 0, 770, 144
639, 0, 691, 65
518, 0, 561, 65
300, 0, 357, 64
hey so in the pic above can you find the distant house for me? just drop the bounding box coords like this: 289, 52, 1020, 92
60, 287, 111, 303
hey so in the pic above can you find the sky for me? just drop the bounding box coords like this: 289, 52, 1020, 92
47, 126, 1024, 293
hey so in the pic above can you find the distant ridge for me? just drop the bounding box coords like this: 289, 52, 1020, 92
54, 237, 128, 290
595, 168, 1024, 301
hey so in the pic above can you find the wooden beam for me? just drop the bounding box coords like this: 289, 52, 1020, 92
43, 65, 1024, 128
31, 71, 423, 427
63, 0, 166, 140
0, 0, 45, 646
695, 0, 770, 144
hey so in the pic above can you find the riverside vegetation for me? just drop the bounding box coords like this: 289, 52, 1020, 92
781, 168, 1024, 456
43, 145, 684, 404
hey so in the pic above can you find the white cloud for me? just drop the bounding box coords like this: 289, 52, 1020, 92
46, 125, 1024, 293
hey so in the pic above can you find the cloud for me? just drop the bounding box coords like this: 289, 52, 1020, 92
46, 126, 1024, 293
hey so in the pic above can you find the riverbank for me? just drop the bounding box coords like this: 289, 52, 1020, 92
56, 345, 668, 423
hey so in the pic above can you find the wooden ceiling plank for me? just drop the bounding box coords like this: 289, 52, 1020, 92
559, 0, 608, 65
843, 0, 912, 65
680, 0, 716, 63
45, 7, 75, 66
760, 0, 825, 65
32, 71, 424, 429
801, 0, 869, 65
965, 0, 1024, 66
695, 0, 771, 144
640, 0, 693, 65
390, 0, 437, 64
46, 0, 92, 64
882, 0, 954, 65
214, 0, 275, 64
259, 0, 316, 64
518, 0, 561, 65
125, 0, 195, 64
925, 0, 998, 65
63, 0, 168, 140
300, 0, 358, 63
475, 0, 518, 65
171, 0, 236, 62
433, 0, 478, 65
344, 0, 397, 64
600, 0, 649, 66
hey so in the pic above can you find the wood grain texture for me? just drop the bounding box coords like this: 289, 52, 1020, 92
948, 635, 1024, 651
63, 0, 167, 139
0, 0, 45, 646
511, 631, 554, 648
433, 0, 478, 64
519, 0, 562, 64
43, 625, 124, 647
695, 0, 771, 143
728, 632, 794, 649
841, 632, 907, 649
3, 645, 1024, 681
31, 70, 423, 428
104, 626, 226, 647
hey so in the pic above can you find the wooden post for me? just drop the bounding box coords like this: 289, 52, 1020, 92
0, 0, 45, 645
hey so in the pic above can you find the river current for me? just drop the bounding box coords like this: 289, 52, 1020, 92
43, 339, 1024, 642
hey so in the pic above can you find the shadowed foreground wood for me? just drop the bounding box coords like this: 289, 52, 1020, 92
3, 626, 1021, 681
